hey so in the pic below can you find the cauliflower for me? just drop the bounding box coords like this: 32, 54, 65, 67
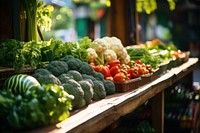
91, 38, 109, 53
90, 38, 110, 64
102, 36, 124, 57
88, 36, 130, 65
87, 48, 98, 63
104, 49, 117, 63
118, 48, 130, 64
120, 54, 130, 64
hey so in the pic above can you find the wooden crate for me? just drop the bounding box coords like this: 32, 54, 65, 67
114, 77, 141, 92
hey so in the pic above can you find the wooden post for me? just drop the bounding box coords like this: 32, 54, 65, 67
109, 0, 128, 45
133, 0, 139, 45
152, 90, 164, 133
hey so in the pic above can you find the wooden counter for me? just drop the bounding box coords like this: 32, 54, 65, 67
30, 58, 199, 133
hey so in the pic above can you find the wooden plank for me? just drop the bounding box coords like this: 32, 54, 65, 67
170, 58, 198, 82
28, 58, 199, 133
152, 91, 164, 133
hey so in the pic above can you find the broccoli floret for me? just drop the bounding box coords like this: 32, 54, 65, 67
66, 58, 82, 70
62, 79, 86, 109
58, 74, 71, 84
82, 74, 96, 81
35, 74, 61, 85
78, 80, 94, 105
92, 80, 106, 101
83, 79, 94, 87
61, 55, 82, 70
66, 70, 83, 81
32, 68, 61, 85
32, 68, 51, 79
46, 60, 69, 77
92, 72, 104, 81
79, 62, 95, 75
103, 80, 115, 95
60, 55, 75, 62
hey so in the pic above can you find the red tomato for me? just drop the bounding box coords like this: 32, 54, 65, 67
94, 65, 103, 72
105, 76, 114, 81
137, 64, 144, 75
135, 60, 142, 64
120, 69, 131, 80
89, 62, 96, 69
142, 68, 149, 75
101, 66, 110, 78
113, 72, 126, 82
127, 67, 139, 78
109, 60, 120, 68
146, 65, 153, 73
94, 65, 110, 78
110, 65, 120, 77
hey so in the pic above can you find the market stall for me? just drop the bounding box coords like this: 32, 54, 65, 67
27, 58, 198, 133
0, 0, 200, 133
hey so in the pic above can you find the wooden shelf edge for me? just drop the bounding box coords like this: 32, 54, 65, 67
28, 58, 199, 133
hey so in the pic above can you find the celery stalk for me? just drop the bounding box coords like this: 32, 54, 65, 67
23, 0, 38, 42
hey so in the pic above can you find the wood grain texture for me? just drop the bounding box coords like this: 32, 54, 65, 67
28, 58, 198, 133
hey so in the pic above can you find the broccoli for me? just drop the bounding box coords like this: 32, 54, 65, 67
32, 68, 61, 85
66, 70, 83, 81
62, 79, 86, 109
82, 74, 96, 81
60, 55, 75, 62
92, 80, 106, 101
83, 78, 94, 87
91, 72, 104, 81
79, 62, 95, 75
78, 80, 94, 105
61, 55, 83, 70
66, 58, 82, 71
58, 74, 71, 84
35, 74, 61, 85
32, 68, 51, 79
46, 60, 69, 77
103, 80, 115, 95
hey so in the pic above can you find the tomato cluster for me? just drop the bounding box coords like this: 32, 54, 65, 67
90, 59, 154, 82
127, 60, 153, 79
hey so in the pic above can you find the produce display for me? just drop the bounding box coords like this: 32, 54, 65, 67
0, 36, 190, 131
0, 76, 74, 131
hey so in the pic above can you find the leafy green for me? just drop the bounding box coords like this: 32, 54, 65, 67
65, 37, 92, 62
0, 84, 73, 131
0, 39, 25, 71
22, 41, 42, 68
40, 37, 92, 62
127, 48, 162, 69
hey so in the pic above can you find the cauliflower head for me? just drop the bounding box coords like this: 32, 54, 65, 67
104, 49, 117, 63
91, 38, 109, 53
102, 36, 124, 57
87, 48, 98, 63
